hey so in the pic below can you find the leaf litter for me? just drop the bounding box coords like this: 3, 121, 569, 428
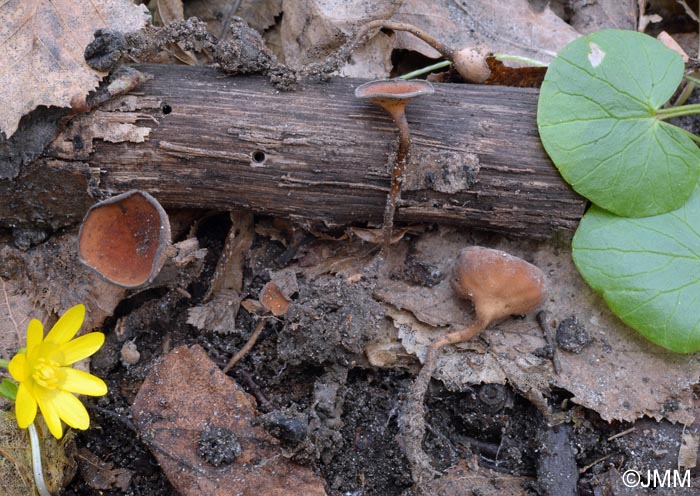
0, 0, 150, 138
367, 226, 700, 424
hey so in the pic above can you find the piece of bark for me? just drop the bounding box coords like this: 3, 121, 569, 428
0, 64, 584, 238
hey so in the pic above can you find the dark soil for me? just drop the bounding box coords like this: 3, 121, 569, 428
56, 215, 695, 495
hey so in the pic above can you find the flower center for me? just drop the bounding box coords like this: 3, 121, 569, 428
32, 357, 63, 389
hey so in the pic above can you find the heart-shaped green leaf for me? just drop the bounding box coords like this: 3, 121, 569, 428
538, 29, 700, 217
572, 188, 700, 352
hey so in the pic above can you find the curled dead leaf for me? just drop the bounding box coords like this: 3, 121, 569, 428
260, 282, 290, 316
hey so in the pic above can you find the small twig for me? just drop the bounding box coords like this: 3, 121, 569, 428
608, 426, 635, 441
579, 454, 612, 474
88, 404, 138, 433
536, 310, 562, 374
218, 0, 243, 41
1, 279, 22, 344
236, 369, 274, 412
223, 318, 267, 373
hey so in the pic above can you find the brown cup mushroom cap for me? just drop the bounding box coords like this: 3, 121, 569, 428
354, 79, 434, 113
78, 190, 171, 288
451, 246, 547, 327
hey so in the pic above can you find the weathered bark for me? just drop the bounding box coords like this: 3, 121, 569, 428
0, 64, 585, 238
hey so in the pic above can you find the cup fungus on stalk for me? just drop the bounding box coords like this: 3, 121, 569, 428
78, 190, 171, 288
401, 246, 547, 483
355, 78, 434, 259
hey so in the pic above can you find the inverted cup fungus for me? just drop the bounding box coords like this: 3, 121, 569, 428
439, 246, 547, 347
400, 247, 547, 482
78, 190, 171, 288
355, 79, 434, 260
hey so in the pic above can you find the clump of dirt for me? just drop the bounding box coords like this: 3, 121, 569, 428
278, 275, 385, 367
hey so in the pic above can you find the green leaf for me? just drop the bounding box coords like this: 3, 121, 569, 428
538, 29, 700, 217
0, 379, 17, 402
572, 188, 700, 352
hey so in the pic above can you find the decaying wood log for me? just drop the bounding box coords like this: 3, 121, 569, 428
0, 64, 585, 238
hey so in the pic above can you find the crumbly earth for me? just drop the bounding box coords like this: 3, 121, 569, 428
54, 215, 694, 495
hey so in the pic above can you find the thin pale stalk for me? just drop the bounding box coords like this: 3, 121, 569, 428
28, 423, 52, 496
492, 53, 548, 67
656, 103, 700, 120
399, 60, 452, 80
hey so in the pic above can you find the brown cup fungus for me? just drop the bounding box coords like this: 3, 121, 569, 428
355, 79, 434, 259
439, 246, 548, 348
400, 247, 547, 483
78, 190, 171, 288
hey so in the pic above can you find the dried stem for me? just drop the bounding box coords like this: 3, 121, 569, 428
222, 319, 267, 373
400, 320, 486, 486
380, 108, 411, 259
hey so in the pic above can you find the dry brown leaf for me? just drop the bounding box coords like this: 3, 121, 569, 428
279, 0, 401, 77
0, 278, 47, 361
394, 0, 578, 62
427, 459, 531, 495
0, 232, 125, 331
78, 448, 132, 491
184, 0, 282, 37
679, 431, 699, 469
187, 212, 254, 333
569, 0, 636, 34
0, 0, 150, 138
373, 227, 700, 423
132, 345, 327, 496
154, 0, 184, 25
350, 226, 414, 245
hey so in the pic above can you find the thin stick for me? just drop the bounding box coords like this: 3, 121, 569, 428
222, 319, 267, 373
608, 426, 636, 441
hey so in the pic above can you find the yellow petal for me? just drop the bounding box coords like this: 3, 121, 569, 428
57, 332, 105, 365
26, 319, 44, 350
35, 388, 63, 439
8, 353, 28, 383
15, 383, 37, 429
45, 304, 85, 345
61, 368, 108, 396
52, 391, 90, 430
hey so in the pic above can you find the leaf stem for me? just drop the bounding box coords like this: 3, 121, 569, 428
676, 126, 700, 145
399, 60, 452, 80
492, 53, 548, 67
656, 104, 700, 120
28, 423, 52, 496
0, 358, 9, 369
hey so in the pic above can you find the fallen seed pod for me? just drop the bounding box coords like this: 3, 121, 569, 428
78, 190, 171, 288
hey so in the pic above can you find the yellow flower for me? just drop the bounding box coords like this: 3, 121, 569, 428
8, 304, 107, 439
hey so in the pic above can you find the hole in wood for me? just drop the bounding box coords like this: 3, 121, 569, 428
162, 104, 172, 114
252, 150, 266, 165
